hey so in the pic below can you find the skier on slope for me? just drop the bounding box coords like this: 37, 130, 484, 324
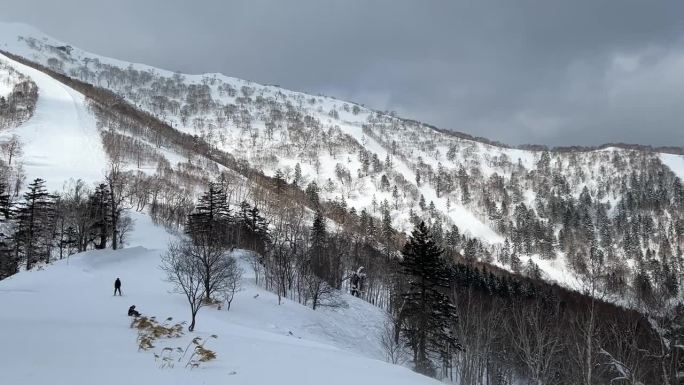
349, 267, 366, 297
114, 278, 122, 296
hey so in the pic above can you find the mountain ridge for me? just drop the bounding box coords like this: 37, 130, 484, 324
0, 21, 682, 297
0, 21, 682, 385
2, 21, 680, 154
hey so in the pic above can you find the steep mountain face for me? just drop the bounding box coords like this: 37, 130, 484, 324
0, 53, 107, 191
0, 22, 682, 303
0, 58, 37, 131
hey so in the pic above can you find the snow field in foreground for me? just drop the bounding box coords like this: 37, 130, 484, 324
0, 212, 438, 385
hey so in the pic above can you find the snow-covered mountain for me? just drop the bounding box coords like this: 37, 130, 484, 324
0, 51, 107, 190
0, 21, 468, 385
0, 21, 682, 385
0, 24, 447, 385
0, 21, 682, 293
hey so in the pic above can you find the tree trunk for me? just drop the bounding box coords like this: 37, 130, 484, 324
586, 309, 593, 385
189, 312, 196, 332
110, 192, 118, 250
98, 219, 107, 249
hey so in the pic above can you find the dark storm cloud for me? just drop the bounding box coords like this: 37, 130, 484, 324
3, 0, 684, 146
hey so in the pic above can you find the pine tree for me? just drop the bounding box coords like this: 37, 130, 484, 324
458, 166, 470, 204
187, 183, 232, 246
14, 178, 56, 270
511, 251, 522, 273
89, 183, 111, 249
381, 206, 394, 259
0, 181, 11, 219
105, 161, 130, 250
359, 209, 370, 235
293, 163, 303, 187
0, 234, 16, 279
398, 221, 460, 376
305, 182, 320, 207
380, 174, 390, 191
273, 169, 286, 195
428, 201, 436, 217
384, 153, 393, 170
500, 237, 511, 265
237, 201, 269, 254
310, 210, 327, 271
367, 216, 377, 239
0, 181, 15, 279
392, 185, 400, 209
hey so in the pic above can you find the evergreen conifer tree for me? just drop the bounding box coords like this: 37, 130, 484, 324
89, 183, 111, 249
309, 210, 329, 282
398, 221, 460, 376
187, 183, 232, 246
14, 178, 56, 269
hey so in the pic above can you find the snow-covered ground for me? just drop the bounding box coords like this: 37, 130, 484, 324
660, 153, 684, 180
0, 53, 107, 191
0, 22, 509, 243
0, 211, 437, 385
0, 32, 439, 384
0, 22, 680, 244
0, 22, 681, 354
0, 68, 12, 97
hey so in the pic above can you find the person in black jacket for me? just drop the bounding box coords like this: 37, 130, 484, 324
114, 278, 122, 296
128, 305, 140, 317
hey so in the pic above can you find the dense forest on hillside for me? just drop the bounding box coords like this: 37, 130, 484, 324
0, 34, 683, 384
4, 42, 682, 312
0, 60, 37, 129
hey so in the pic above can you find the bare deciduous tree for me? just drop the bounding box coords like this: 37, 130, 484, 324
380, 314, 408, 365
0, 135, 22, 166
105, 158, 131, 250
161, 240, 205, 332
506, 299, 563, 385
304, 273, 344, 310
218, 258, 242, 311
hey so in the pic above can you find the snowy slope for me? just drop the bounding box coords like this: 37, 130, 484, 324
0, 22, 681, 301
0, 41, 437, 383
0, 53, 107, 191
0, 22, 679, 243
660, 153, 684, 180
0, 68, 13, 97
0, 211, 437, 385
0, 22, 502, 241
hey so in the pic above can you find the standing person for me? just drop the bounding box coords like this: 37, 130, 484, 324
114, 278, 122, 296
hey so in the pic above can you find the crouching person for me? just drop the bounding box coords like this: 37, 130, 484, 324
128, 305, 141, 317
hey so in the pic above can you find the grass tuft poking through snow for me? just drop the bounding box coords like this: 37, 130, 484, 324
0, 211, 438, 385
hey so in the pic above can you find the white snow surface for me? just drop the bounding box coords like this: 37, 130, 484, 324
0, 53, 107, 191
0, 211, 437, 385
0, 21, 503, 242
0, 21, 681, 312
0, 69, 12, 97
0, 21, 680, 243
660, 153, 684, 180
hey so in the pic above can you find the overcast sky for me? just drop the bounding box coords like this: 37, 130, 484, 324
3, 0, 684, 147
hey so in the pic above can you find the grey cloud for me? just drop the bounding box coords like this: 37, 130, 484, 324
2, 0, 684, 146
